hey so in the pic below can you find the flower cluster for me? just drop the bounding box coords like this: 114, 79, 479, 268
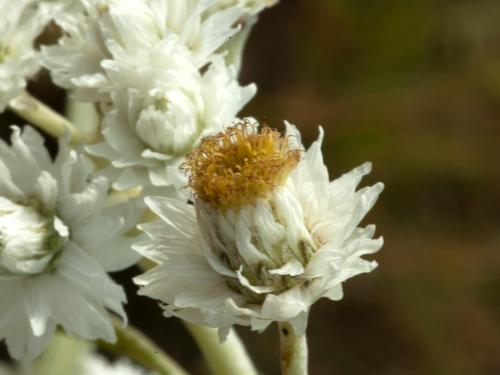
0, 0, 384, 369
43, 0, 257, 190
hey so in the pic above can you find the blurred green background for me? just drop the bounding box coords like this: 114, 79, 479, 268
2, 0, 500, 374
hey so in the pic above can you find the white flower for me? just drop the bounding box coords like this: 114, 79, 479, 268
42, 0, 246, 101
134, 120, 384, 337
0, 126, 140, 360
87, 37, 256, 190
0, 0, 49, 111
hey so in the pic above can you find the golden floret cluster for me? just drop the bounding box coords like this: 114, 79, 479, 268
182, 120, 301, 210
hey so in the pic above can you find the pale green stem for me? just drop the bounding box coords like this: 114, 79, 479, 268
27, 333, 91, 375
184, 322, 258, 375
8, 91, 93, 144
138, 262, 258, 375
64, 96, 99, 137
97, 318, 190, 375
278, 322, 308, 375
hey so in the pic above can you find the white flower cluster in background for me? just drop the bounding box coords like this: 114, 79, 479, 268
0, 0, 278, 363
0, 126, 140, 359
135, 120, 384, 337
43, 0, 257, 191
43, 0, 246, 100
85, 42, 255, 190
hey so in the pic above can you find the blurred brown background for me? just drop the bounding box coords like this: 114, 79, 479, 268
2, 0, 500, 374
237, 1, 500, 374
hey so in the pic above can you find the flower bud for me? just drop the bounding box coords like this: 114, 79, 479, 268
0, 199, 69, 275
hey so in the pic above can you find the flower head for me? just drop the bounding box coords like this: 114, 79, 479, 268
42, 0, 246, 101
0, 0, 50, 111
0, 126, 140, 360
87, 39, 255, 190
0, 198, 69, 275
134, 120, 384, 337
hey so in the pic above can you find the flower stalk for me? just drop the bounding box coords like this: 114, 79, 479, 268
97, 318, 190, 375
279, 322, 308, 375
184, 322, 258, 375
138, 260, 258, 375
31, 334, 91, 375
8, 91, 93, 143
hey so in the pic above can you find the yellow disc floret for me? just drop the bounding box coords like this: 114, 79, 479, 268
182, 120, 301, 210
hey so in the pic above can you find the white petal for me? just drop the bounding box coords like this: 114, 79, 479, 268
23, 278, 52, 337
58, 177, 109, 225
33, 171, 59, 211
236, 268, 275, 294
269, 260, 304, 276
0, 160, 24, 198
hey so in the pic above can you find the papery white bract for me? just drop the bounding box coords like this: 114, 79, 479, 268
0, 0, 49, 111
42, 0, 246, 101
134, 120, 384, 337
86, 37, 256, 190
0, 126, 140, 360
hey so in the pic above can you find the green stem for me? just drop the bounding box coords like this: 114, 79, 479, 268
8, 91, 93, 144
138, 259, 258, 375
97, 318, 190, 375
29, 333, 91, 375
184, 322, 258, 375
278, 322, 308, 375
64, 96, 100, 137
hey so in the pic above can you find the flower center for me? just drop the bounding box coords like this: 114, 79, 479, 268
182, 121, 301, 210
153, 97, 169, 112
0, 198, 69, 276
135, 90, 200, 156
